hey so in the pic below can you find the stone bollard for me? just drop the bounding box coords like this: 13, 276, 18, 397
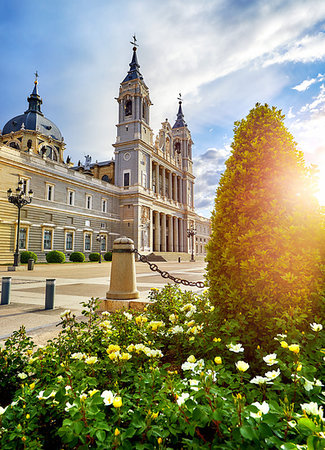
1, 277, 11, 305
107, 237, 140, 300
99, 237, 144, 313
45, 279, 56, 310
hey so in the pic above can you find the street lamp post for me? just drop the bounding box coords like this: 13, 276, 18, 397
187, 224, 197, 262
96, 234, 105, 264
7, 180, 33, 267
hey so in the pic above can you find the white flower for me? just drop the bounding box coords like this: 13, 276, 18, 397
250, 401, 269, 418
60, 310, 71, 318
85, 356, 98, 365
265, 369, 281, 380
310, 323, 323, 332
0, 406, 8, 415
235, 361, 249, 372
176, 392, 190, 406
18, 372, 27, 380
101, 390, 115, 406
263, 353, 278, 366
65, 401, 75, 411
189, 379, 200, 391
101, 311, 110, 316
170, 325, 184, 334
37, 390, 45, 400
71, 352, 86, 360
123, 312, 133, 320
169, 314, 177, 323
227, 343, 244, 353
301, 402, 323, 418
250, 376, 268, 385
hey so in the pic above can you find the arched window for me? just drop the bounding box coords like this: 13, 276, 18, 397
174, 142, 181, 154
125, 100, 132, 116
9, 141, 20, 149
102, 175, 110, 182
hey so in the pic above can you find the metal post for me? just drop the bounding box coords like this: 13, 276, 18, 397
1, 277, 11, 305
14, 206, 21, 266
45, 279, 56, 310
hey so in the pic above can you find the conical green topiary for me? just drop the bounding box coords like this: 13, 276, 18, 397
206, 103, 324, 340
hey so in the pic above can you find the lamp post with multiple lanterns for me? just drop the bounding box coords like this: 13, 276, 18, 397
96, 234, 105, 264
7, 180, 33, 267
187, 224, 197, 262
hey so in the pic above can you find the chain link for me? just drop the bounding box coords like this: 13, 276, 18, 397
133, 248, 205, 289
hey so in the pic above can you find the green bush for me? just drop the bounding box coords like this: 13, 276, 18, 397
69, 252, 85, 263
45, 250, 66, 263
89, 252, 101, 262
0, 288, 323, 449
104, 251, 112, 261
20, 251, 38, 264
206, 103, 325, 349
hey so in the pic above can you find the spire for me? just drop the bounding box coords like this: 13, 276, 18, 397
122, 35, 144, 82
172, 93, 187, 129
25, 71, 43, 115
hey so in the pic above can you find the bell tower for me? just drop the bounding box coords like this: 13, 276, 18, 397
114, 37, 153, 188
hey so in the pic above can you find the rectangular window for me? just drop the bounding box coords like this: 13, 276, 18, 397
100, 222, 106, 229
65, 232, 73, 251
142, 172, 147, 188
43, 230, 53, 250
84, 233, 91, 251
47, 184, 54, 201
20, 179, 29, 194
123, 172, 130, 187
19, 228, 27, 249
67, 190, 75, 206
85, 220, 90, 227
86, 195, 92, 209
102, 199, 107, 213
100, 235, 106, 252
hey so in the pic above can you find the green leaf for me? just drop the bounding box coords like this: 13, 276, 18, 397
298, 417, 316, 432
96, 430, 106, 442
240, 425, 255, 441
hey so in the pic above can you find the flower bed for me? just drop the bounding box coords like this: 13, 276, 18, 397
0, 286, 324, 449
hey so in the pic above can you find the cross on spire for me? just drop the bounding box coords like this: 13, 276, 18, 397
34, 70, 39, 84
178, 92, 182, 103
130, 34, 138, 48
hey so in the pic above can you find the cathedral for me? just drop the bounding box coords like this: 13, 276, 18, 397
0, 43, 210, 264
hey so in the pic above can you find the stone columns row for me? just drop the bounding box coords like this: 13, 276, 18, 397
153, 212, 188, 253
152, 162, 184, 204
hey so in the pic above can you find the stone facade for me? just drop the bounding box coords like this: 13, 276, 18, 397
0, 45, 210, 264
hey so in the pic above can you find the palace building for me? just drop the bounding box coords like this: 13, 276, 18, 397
0, 43, 210, 264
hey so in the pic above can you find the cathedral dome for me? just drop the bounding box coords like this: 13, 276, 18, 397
2, 78, 62, 142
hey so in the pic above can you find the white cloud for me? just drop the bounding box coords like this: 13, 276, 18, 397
293, 78, 317, 92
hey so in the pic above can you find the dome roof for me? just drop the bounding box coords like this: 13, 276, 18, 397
2, 79, 63, 142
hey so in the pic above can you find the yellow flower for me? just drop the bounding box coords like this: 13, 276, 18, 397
214, 356, 222, 365
85, 356, 98, 365
107, 344, 121, 354
187, 355, 196, 363
29, 383, 35, 390
113, 396, 122, 408
257, 345, 260, 350
236, 393, 242, 400
158, 437, 163, 445
151, 412, 159, 419
235, 361, 250, 372
89, 389, 99, 397
109, 352, 117, 360
280, 341, 288, 348
213, 338, 221, 342
120, 352, 132, 361
288, 344, 300, 354
21, 436, 26, 442
297, 364, 302, 372
114, 428, 120, 436
26, 414, 30, 419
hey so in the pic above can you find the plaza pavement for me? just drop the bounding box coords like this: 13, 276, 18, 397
0, 260, 206, 345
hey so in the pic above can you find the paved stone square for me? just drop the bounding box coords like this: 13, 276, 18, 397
0, 260, 206, 344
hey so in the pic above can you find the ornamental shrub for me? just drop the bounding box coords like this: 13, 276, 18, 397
104, 251, 112, 261
206, 103, 325, 346
20, 251, 38, 264
89, 252, 101, 262
46, 250, 66, 263
69, 252, 85, 263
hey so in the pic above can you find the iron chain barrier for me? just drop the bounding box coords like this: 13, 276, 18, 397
132, 248, 205, 289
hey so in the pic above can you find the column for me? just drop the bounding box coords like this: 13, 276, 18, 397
178, 218, 183, 252
173, 217, 179, 252
173, 174, 177, 201
162, 167, 166, 198
168, 172, 172, 200
178, 177, 182, 204
168, 215, 173, 252
161, 213, 166, 252
149, 209, 153, 251
155, 164, 159, 195
154, 211, 160, 252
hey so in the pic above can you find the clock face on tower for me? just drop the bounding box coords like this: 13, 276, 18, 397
123, 152, 131, 161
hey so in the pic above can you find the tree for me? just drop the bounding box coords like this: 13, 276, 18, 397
206, 104, 324, 341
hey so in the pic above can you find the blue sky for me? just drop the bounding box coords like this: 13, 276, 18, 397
1, 0, 325, 217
